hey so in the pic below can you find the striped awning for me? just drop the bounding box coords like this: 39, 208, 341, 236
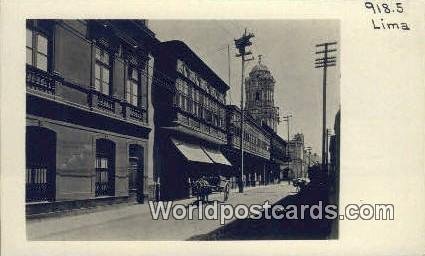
171, 138, 213, 164
202, 147, 232, 166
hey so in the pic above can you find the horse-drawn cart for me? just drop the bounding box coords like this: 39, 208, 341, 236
192, 176, 230, 203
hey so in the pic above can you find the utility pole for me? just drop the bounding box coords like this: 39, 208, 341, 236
282, 114, 292, 178
326, 128, 333, 175
315, 42, 337, 174
235, 28, 255, 193
227, 44, 231, 90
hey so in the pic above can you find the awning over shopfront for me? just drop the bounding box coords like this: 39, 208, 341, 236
171, 138, 213, 164
202, 147, 232, 166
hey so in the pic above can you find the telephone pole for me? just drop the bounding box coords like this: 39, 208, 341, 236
326, 128, 333, 175
227, 44, 231, 90
315, 42, 337, 174
282, 114, 292, 178
282, 115, 292, 145
235, 28, 255, 193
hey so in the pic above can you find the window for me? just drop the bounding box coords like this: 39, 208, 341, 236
255, 91, 260, 101
126, 66, 140, 106
95, 47, 111, 95
26, 126, 56, 202
180, 80, 189, 111
211, 87, 216, 99
95, 139, 115, 196
176, 79, 190, 111
177, 59, 185, 74
26, 28, 49, 72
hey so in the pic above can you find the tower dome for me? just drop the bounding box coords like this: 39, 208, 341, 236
249, 55, 275, 81
250, 55, 270, 72
245, 55, 280, 132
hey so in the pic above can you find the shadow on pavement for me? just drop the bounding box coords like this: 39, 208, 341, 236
188, 183, 336, 240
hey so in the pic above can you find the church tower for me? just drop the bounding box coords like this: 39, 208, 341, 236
245, 55, 279, 131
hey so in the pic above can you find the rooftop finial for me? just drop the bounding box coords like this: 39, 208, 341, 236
258, 54, 262, 65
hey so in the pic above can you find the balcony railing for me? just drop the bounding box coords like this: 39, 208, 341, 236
128, 104, 146, 122
96, 93, 115, 113
122, 102, 147, 123
27, 66, 149, 126
26, 65, 58, 95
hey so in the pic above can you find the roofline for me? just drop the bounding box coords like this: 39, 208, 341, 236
160, 40, 230, 91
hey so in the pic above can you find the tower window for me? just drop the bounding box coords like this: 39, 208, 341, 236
255, 91, 260, 101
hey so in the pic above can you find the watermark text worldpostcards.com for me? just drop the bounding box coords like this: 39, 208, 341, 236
148, 201, 394, 225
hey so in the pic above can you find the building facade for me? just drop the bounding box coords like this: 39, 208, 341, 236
26, 20, 158, 214
262, 124, 288, 183
152, 40, 231, 200
245, 57, 280, 132
329, 109, 340, 192
287, 133, 305, 179
223, 105, 271, 188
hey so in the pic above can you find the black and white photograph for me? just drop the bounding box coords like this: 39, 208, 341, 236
25, 19, 340, 241
1, 1, 424, 255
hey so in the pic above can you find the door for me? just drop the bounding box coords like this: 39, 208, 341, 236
129, 144, 144, 202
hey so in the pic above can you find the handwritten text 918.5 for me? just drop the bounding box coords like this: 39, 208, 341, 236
364, 2, 403, 14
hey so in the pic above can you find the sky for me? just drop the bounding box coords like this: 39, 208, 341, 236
149, 20, 340, 156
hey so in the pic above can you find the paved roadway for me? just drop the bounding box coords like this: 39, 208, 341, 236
27, 183, 296, 240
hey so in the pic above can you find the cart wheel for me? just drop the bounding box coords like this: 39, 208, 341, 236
223, 184, 230, 201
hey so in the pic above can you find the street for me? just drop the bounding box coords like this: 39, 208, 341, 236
27, 183, 296, 240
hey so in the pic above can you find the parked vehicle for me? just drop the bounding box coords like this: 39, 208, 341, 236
192, 176, 230, 203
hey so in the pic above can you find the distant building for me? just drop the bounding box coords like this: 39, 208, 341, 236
25, 20, 158, 215
152, 40, 230, 200
287, 133, 305, 179
245, 56, 279, 132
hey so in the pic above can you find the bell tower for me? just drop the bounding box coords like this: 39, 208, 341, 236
245, 55, 279, 131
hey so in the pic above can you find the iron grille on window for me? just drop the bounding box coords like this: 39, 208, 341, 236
26, 163, 50, 202
95, 139, 115, 197
95, 156, 113, 196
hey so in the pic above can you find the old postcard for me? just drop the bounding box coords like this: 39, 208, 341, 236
1, 1, 424, 255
